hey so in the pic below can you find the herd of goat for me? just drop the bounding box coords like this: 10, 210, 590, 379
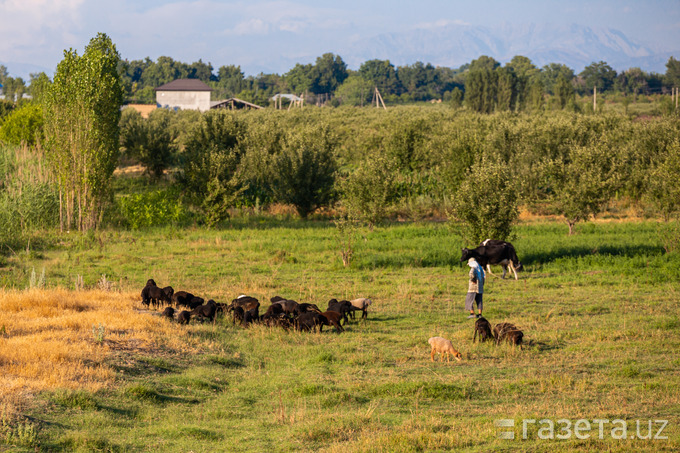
140, 279, 372, 332
141, 275, 524, 361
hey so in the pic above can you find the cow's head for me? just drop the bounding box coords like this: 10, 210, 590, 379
460, 248, 472, 262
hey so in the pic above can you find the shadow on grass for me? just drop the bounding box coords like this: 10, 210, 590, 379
521, 244, 665, 266
356, 243, 666, 270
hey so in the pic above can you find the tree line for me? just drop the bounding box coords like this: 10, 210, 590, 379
1, 33, 679, 247
2, 52, 680, 110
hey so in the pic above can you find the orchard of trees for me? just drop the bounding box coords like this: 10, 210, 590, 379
1, 34, 680, 247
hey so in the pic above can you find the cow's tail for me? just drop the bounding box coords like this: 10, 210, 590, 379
509, 245, 523, 271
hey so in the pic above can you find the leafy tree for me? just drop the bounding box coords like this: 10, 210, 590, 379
665, 56, 680, 87
215, 65, 245, 98
284, 63, 315, 94
465, 69, 497, 113
616, 67, 648, 96
311, 53, 348, 94
469, 55, 500, 72
541, 63, 575, 95
359, 59, 401, 96
451, 156, 519, 243
496, 67, 516, 111
396, 62, 437, 101
554, 74, 575, 108
580, 61, 617, 92
181, 110, 246, 226
119, 108, 176, 179
43, 32, 124, 231
270, 124, 338, 218
646, 138, 680, 221
28, 72, 51, 105
335, 74, 373, 106
341, 153, 398, 228
506, 56, 539, 110
544, 140, 623, 234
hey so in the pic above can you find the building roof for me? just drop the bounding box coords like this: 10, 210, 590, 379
211, 98, 263, 110
155, 79, 212, 92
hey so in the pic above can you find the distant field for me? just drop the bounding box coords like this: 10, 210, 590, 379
1, 219, 679, 451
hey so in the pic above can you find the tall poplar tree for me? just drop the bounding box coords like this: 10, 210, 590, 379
43, 33, 123, 231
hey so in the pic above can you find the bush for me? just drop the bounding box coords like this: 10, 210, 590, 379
117, 189, 188, 229
341, 152, 398, 227
180, 110, 246, 226
451, 156, 519, 243
269, 124, 338, 218
119, 108, 176, 179
0, 103, 44, 147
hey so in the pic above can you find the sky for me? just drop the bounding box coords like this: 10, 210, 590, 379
1, 0, 679, 78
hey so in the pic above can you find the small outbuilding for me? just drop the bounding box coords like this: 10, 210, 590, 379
210, 98, 263, 110
155, 79, 212, 112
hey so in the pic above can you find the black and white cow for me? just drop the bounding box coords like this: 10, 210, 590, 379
460, 239, 523, 280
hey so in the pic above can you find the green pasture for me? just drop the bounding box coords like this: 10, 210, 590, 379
3, 219, 680, 452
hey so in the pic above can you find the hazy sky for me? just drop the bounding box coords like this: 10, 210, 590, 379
1, 0, 679, 77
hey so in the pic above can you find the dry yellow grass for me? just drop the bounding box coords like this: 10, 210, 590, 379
0, 289, 194, 412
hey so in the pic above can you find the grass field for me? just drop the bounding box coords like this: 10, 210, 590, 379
1, 219, 679, 452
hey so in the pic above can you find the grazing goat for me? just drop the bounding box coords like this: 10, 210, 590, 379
273, 299, 299, 315
177, 310, 191, 324
188, 296, 205, 310
147, 285, 171, 310
161, 306, 175, 319
262, 312, 291, 329
297, 303, 322, 314
493, 322, 523, 346
242, 308, 259, 326
173, 291, 195, 308
505, 329, 524, 346
327, 299, 352, 324
428, 337, 462, 362
191, 300, 217, 322
228, 295, 260, 313
350, 298, 373, 319
232, 306, 245, 325
162, 286, 174, 301
294, 312, 326, 332
141, 279, 158, 308
473, 317, 493, 343
320, 311, 344, 332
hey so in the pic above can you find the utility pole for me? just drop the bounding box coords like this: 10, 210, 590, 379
593, 86, 597, 112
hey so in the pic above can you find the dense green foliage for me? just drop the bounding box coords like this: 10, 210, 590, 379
0, 145, 58, 247
108, 107, 680, 236
43, 33, 124, 231
451, 157, 519, 243
119, 108, 176, 179
0, 103, 44, 146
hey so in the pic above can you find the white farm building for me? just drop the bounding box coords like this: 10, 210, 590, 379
155, 79, 212, 112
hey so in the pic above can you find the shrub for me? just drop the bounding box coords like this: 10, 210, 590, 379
269, 124, 338, 218
180, 110, 246, 226
451, 156, 519, 243
117, 189, 188, 229
119, 108, 176, 179
341, 153, 398, 227
0, 103, 44, 147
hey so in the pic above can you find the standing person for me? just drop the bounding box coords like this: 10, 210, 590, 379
465, 257, 485, 319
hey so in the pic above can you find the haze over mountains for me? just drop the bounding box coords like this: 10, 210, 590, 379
340, 22, 676, 74
2, 22, 677, 80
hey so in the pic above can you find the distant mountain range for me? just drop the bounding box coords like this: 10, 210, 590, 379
342, 22, 677, 74
2, 22, 677, 79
